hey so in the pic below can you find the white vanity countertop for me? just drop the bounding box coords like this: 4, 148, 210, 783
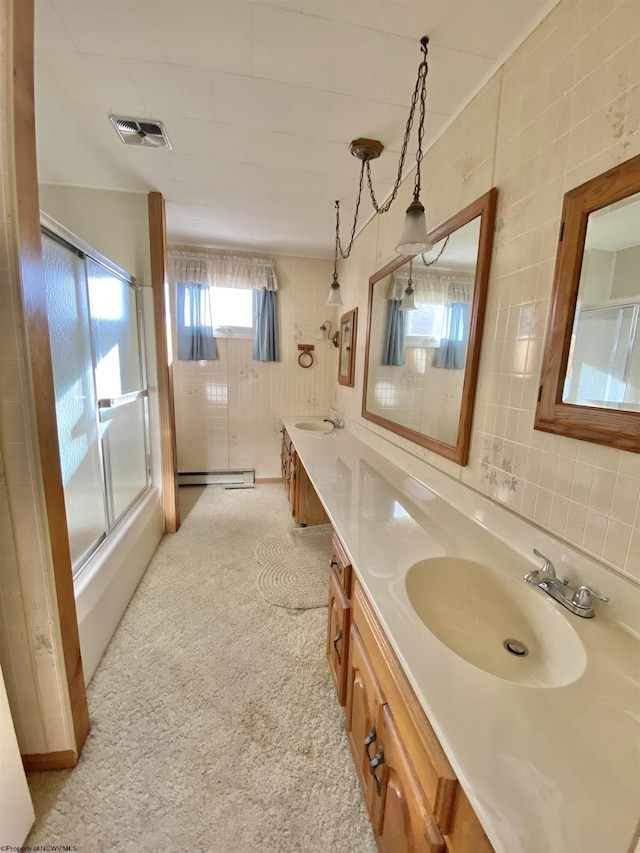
282, 416, 640, 853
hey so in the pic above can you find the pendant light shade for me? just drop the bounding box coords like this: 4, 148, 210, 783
327, 275, 343, 306
396, 199, 433, 255
400, 283, 417, 311
400, 257, 417, 311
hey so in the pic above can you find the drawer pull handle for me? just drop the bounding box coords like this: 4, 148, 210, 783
332, 628, 343, 664
364, 725, 376, 760
330, 556, 342, 574
369, 746, 385, 796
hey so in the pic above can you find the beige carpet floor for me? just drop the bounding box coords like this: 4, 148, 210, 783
26, 484, 377, 853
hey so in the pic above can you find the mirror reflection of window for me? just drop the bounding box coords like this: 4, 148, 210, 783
368, 220, 479, 446
363, 188, 497, 464
562, 191, 640, 412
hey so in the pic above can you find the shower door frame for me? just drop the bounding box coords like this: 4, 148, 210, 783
41, 215, 152, 578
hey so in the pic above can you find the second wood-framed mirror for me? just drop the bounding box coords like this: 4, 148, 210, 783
535, 153, 640, 451
362, 188, 497, 465
338, 307, 358, 387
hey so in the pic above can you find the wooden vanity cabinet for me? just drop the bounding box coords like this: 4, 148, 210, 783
345, 622, 444, 853
329, 536, 494, 853
280, 427, 329, 527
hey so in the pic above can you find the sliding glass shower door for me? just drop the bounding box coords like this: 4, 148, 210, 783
42, 227, 150, 575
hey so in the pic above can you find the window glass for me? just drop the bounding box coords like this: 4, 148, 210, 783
209, 287, 255, 338
405, 303, 446, 346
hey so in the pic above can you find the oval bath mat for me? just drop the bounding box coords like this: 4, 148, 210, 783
256, 555, 330, 609
254, 535, 295, 566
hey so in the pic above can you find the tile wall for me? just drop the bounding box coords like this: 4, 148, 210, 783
335, 0, 640, 584
171, 250, 337, 479
0, 0, 74, 753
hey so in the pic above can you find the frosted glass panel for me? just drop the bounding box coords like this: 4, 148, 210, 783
42, 234, 106, 569
101, 398, 149, 523
87, 259, 143, 399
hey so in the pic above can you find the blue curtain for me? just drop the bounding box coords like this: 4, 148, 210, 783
434, 303, 469, 369
382, 299, 406, 366
176, 282, 217, 361
253, 288, 279, 362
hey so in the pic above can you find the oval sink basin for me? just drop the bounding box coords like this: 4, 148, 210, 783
295, 421, 332, 433
405, 557, 586, 688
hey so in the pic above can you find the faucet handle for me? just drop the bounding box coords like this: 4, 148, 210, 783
533, 548, 556, 577
571, 584, 609, 609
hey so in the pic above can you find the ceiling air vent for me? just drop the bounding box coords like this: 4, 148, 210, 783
109, 115, 172, 149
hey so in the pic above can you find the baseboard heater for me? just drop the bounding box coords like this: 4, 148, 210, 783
178, 469, 255, 487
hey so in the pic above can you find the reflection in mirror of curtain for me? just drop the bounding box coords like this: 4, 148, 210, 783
362, 188, 497, 466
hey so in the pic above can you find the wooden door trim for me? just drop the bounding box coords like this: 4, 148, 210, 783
12, 0, 89, 754
148, 192, 180, 532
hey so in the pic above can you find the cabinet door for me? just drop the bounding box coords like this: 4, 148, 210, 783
327, 567, 350, 705
345, 625, 385, 816
280, 428, 289, 484
330, 532, 352, 599
295, 460, 329, 526
371, 704, 445, 853
280, 429, 297, 517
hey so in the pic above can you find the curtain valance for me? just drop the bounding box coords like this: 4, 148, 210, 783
387, 270, 474, 304
170, 251, 278, 291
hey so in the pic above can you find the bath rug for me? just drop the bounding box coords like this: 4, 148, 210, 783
254, 535, 294, 566
256, 554, 330, 609
254, 524, 333, 566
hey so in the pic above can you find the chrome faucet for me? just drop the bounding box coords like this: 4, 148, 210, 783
524, 548, 609, 618
323, 416, 343, 429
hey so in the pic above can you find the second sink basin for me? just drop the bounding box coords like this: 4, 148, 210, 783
405, 557, 586, 688
295, 421, 333, 433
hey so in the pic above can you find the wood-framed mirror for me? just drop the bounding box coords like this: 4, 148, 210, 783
362, 188, 497, 465
535, 153, 640, 452
338, 307, 358, 387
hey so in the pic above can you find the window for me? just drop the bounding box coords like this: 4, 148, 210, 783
405, 302, 446, 347
209, 286, 254, 338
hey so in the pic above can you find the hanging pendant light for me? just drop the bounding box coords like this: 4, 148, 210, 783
400, 258, 417, 311
396, 198, 433, 255
330, 36, 434, 270
326, 270, 343, 306
326, 199, 344, 305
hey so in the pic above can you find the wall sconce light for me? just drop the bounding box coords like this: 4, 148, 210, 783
316, 320, 340, 347
327, 36, 433, 304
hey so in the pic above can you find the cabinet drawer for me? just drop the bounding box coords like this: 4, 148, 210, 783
330, 532, 352, 599
352, 583, 458, 834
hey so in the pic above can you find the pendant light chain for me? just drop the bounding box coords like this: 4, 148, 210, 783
421, 233, 450, 266
365, 36, 429, 215
335, 158, 367, 261
328, 36, 432, 302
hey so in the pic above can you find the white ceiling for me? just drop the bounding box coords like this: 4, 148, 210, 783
34, 0, 552, 259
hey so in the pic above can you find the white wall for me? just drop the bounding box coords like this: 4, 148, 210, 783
335, 0, 640, 584
170, 248, 337, 479
0, 663, 34, 845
